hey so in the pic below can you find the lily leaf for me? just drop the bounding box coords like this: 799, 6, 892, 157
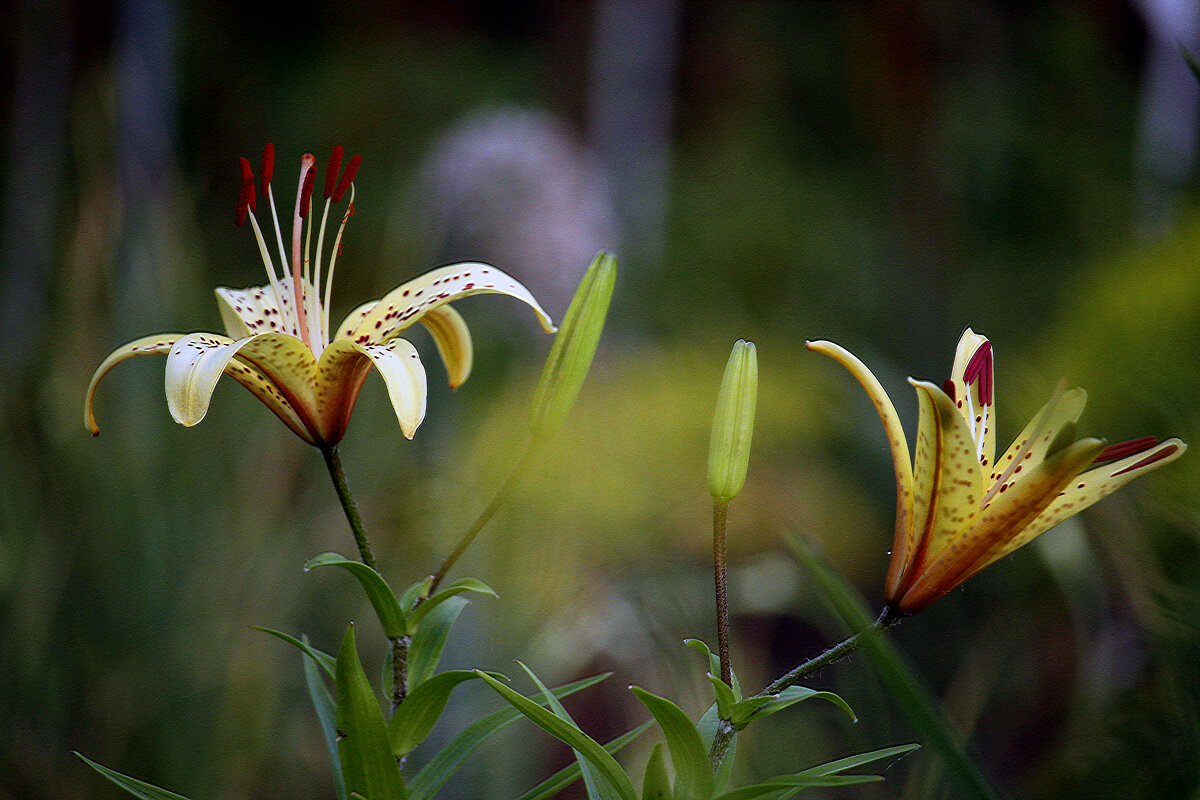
306, 552, 407, 639
641, 743, 671, 800
629, 686, 714, 800
476, 670, 638, 800
251, 625, 337, 678
797, 743, 920, 776
516, 662, 610, 800
406, 578, 497, 634
709, 674, 740, 720
686, 638, 741, 698
303, 638, 348, 800
733, 685, 855, 727
336, 624, 407, 800
398, 576, 433, 613
712, 774, 883, 800
75, 754, 192, 800
407, 596, 468, 689
408, 673, 611, 800
792, 537, 1002, 800
515, 721, 654, 800
387, 670, 494, 758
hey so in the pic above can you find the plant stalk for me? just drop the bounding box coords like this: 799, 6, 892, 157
320, 443, 378, 571
712, 500, 733, 687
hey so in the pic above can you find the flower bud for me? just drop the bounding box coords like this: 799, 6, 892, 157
528, 252, 617, 438
708, 340, 758, 503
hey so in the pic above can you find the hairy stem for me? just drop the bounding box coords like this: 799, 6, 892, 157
712, 500, 733, 687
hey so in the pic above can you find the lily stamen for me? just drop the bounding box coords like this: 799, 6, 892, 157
291, 156, 316, 348
1095, 436, 1159, 463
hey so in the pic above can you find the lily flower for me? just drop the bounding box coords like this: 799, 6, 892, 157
86, 145, 554, 446
808, 329, 1185, 614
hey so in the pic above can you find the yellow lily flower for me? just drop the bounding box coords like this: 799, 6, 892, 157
808, 329, 1185, 614
86, 145, 554, 446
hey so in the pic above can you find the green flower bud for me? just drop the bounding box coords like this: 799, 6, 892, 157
528, 252, 617, 438
708, 340, 758, 503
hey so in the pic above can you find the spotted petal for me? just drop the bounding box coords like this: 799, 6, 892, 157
215, 279, 304, 339
903, 380, 983, 592
990, 436, 1187, 564
336, 263, 555, 347
165, 332, 318, 442
319, 339, 427, 440
986, 385, 1087, 502
947, 328, 996, 470
899, 435, 1106, 613
86, 333, 184, 435
806, 340, 915, 597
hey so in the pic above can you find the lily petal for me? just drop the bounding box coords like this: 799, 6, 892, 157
995, 436, 1187, 562
948, 328, 996, 470
166, 332, 318, 442
986, 385, 1087, 503
215, 280, 301, 339
85, 334, 184, 435
336, 262, 555, 347
419, 304, 473, 389
806, 340, 915, 596
900, 435, 1106, 613
903, 380, 983, 592
319, 339, 428, 440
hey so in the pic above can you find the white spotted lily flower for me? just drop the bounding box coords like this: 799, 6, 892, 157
86, 145, 554, 446
808, 329, 1185, 615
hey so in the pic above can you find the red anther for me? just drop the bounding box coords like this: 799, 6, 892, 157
1112, 444, 1178, 476
324, 145, 343, 199
331, 153, 361, 203
236, 157, 255, 225
962, 342, 993, 405
1095, 436, 1159, 463
942, 379, 956, 402
261, 143, 275, 195
299, 165, 317, 218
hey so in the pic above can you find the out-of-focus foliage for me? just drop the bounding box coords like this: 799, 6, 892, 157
3, 1, 1200, 799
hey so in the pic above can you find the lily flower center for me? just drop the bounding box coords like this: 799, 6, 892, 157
234, 143, 361, 354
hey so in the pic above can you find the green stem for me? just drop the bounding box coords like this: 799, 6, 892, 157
428, 444, 535, 594
391, 636, 410, 712
320, 443, 378, 571
708, 606, 902, 769
712, 500, 733, 687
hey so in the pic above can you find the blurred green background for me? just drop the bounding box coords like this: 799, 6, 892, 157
4, 1, 1200, 798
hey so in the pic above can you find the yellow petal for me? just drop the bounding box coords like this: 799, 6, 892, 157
333, 299, 378, 340
166, 332, 318, 442
214, 281, 298, 338
336, 263, 555, 347
903, 380, 983, 589
947, 328, 996, 471
898, 435, 1105, 613
418, 304, 473, 389
85, 334, 184, 435
986, 384, 1087, 502
319, 339, 428, 440
994, 437, 1187, 561
806, 340, 915, 597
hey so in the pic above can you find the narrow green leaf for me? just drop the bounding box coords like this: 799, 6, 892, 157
629, 686, 714, 800
686, 638, 741, 698
307, 553, 407, 639
408, 673, 611, 800
75, 754, 192, 800
476, 670, 638, 800
791, 538, 1003, 800
515, 721, 654, 800
641, 744, 671, 800
736, 685, 855, 726
407, 596, 468, 689
516, 662, 609, 800
713, 774, 882, 800
303, 638, 348, 800
398, 577, 433, 613
387, 670, 490, 757
406, 578, 497, 634
251, 625, 337, 678
797, 743, 919, 776
336, 624, 408, 800
709, 674, 739, 720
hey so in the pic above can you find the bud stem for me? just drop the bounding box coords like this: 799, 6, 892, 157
712, 498, 733, 688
